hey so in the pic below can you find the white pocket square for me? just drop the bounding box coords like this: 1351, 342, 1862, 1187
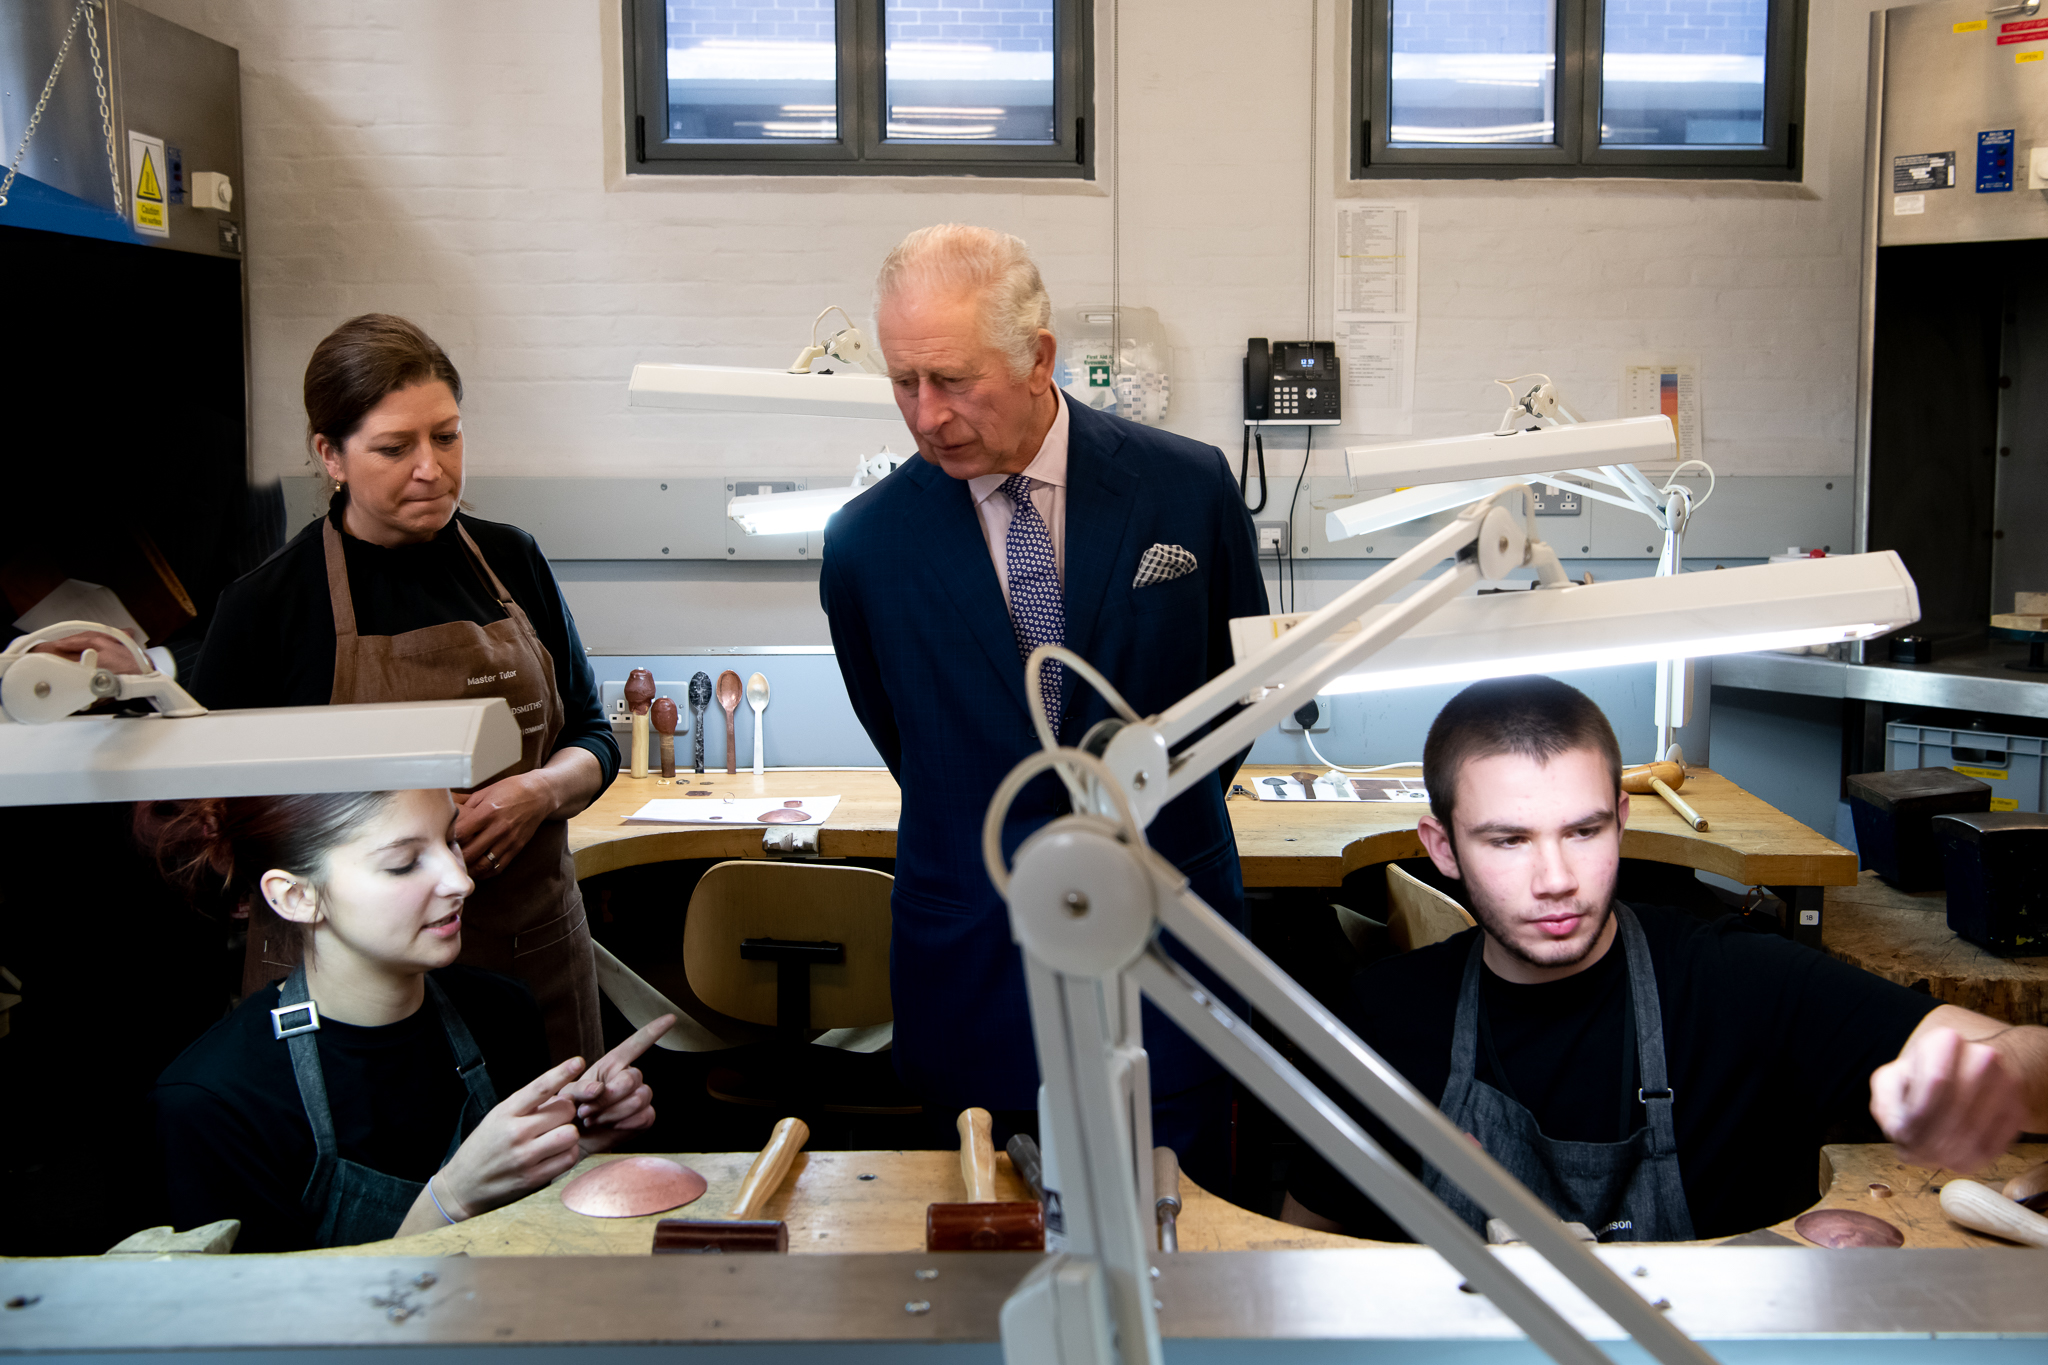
1134, 543, 1197, 588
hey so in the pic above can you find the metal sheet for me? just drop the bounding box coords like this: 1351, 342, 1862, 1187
1878, 0, 2048, 248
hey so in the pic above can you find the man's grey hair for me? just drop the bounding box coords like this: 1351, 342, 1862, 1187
875, 224, 1055, 380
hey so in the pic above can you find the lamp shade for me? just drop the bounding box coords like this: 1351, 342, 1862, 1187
0, 698, 523, 806
1229, 551, 1918, 695
628, 363, 900, 420
1345, 415, 1677, 486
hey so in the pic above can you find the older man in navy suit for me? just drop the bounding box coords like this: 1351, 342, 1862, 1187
821, 224, 1267, 1176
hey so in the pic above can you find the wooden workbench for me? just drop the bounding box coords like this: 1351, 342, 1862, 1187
570, 765, 1857, 896
299, 1141, 2048, 1258
1825, 872, 2048, 1027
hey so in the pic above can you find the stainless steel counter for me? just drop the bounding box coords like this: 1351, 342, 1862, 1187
1, 1247, 2045, 1359
1715, 646, 2048, 720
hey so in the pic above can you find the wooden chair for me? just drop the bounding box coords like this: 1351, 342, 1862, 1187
675, 860, 918, 1117
1384, 863, 1476, 952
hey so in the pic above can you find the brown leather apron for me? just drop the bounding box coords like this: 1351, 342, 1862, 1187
243, 519, 601, 1066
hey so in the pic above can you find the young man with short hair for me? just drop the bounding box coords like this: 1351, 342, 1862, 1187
1285, 676, 2048, 1242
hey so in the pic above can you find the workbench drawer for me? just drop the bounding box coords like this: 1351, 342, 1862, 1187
1888, 723, 2046, 814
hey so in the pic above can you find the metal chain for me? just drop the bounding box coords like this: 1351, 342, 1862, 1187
0, 0, 90, 208
84, 0, 122, 216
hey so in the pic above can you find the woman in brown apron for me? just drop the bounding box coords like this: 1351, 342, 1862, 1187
193, 315, 619, 1064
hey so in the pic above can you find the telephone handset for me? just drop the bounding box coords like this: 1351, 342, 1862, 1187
1243, 338, 1341, 426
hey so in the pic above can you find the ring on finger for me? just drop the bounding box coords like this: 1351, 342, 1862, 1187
484, 849, 499, 868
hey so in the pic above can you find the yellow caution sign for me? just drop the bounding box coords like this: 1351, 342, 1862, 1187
127, 130, 169, 237
1955, 19, 1988, 33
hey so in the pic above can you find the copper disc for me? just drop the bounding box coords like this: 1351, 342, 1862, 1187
783, 800, 804, 807
760, 808, 813, 823
1793, 1208, 1904, 1248
560, 1157, 707, 1218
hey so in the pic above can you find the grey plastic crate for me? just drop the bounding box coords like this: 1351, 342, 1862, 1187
1887, 723, 2047, 813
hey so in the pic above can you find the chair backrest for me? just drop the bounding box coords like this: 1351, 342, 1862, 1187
1385, 863, 1476, 952
682, 861, 894, 1029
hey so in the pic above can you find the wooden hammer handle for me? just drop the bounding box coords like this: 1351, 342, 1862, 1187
958, 1107, 997, 1204
729, 1116, 809, 1220
1940, 1178, 2048, 1248
1650, 777, 1708, 832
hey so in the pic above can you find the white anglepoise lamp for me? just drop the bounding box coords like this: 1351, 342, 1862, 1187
0, 622, 522, 805
628, 305, 903, 420
1329, 376, 1708, 759
984, 486, 1917, 1365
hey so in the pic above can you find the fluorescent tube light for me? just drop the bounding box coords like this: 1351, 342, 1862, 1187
1228, 551, 1917, 696
728, 483, 863, 536
628, 363, 900, 420
0, 699, 523, 806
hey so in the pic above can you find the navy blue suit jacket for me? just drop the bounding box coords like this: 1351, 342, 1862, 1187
820, 396, 1269, 1110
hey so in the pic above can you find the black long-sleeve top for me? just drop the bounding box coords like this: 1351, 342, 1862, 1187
193, 501, 619, 789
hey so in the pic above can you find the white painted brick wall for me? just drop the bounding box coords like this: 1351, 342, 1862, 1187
134, 0, 1879, 499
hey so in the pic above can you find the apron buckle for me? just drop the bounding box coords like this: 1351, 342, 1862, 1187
271, 1000, 322, 1039
1637, 1086, 1673, 1104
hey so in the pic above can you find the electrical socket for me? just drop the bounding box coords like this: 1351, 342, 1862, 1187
1255, 520, 1291, 556
1277, 694, 1332, 733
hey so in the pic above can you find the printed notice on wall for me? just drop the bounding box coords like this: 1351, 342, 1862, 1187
1333, 203, 1418, 435
127, 130, 169, 238
1620, 362, 1701, 467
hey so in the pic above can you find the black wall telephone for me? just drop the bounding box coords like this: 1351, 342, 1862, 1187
1244, 338, 1341, 426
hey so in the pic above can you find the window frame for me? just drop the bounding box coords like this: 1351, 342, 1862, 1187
1350, 0, 1805, 181
626, 0, 1094, 179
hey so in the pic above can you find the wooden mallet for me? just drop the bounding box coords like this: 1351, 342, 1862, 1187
651, 696, 679, 780
653, 1116, 809, 1253
925, 1107, 1045, 1251
1623, 760, 1707, 832
624, 668, 655, 780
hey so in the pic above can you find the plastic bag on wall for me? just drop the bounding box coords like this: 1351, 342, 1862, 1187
1055, 305, 1170, 426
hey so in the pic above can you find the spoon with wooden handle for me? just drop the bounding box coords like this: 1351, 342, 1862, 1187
716, 670, 743, 775
1292, 770, 1321, 800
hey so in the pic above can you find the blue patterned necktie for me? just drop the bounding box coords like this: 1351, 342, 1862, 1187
1000, 472, 1064, 734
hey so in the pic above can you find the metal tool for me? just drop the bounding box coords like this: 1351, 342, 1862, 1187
1153, 1147, 1181, 1252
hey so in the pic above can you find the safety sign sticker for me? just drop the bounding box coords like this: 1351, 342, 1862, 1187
1892, 152, 1956, 193
2000, 17, 2048, 44
127, 130, 168, 237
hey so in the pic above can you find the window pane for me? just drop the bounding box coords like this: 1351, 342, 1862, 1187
665, 1, 838, 142
884, 0, 1057, 144
1601, 0, 1768, 146
1387, 0, 1557, 146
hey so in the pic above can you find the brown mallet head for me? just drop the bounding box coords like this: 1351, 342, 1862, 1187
652, 1219, 788, 1253
625, 668, 656, 715
925, 1200, 1044, 1251
651, 696, 679, 735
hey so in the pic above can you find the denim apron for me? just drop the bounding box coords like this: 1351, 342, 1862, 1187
1422, 904, 1694, 1243
273, 964, 499, 1248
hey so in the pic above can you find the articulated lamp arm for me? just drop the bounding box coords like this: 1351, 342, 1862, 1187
988, 491, 1718, 1365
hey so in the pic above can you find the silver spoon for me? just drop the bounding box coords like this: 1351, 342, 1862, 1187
746, 672, 769, 776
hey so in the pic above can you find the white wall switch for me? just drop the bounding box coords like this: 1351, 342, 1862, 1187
190, 171, 233, 211
2030, 148, 2048, 191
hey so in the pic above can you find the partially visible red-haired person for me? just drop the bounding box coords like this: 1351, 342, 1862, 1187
149, 790, 670, 1252
189, 315, 620, 1065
